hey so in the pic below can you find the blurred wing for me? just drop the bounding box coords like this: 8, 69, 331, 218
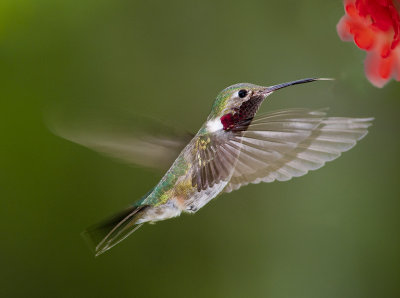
46, 104, 193, 171
224, 109, 373, 193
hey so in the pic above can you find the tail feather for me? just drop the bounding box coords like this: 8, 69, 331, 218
82, 205, 149, 256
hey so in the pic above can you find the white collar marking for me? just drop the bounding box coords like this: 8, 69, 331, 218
206, 118, 223, 132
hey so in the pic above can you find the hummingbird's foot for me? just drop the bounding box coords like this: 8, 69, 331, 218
187, 205, 198, 213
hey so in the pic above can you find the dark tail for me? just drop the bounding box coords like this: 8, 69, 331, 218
82, 205, 149, 256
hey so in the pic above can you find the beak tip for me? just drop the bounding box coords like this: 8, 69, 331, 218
315, 77, 335, 81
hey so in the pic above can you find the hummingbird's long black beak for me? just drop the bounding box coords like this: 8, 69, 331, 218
263, 78, 333, 94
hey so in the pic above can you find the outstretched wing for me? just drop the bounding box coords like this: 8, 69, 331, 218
46, 104, 193, 171
189, 109, 321, 192
223, 109, 373, 193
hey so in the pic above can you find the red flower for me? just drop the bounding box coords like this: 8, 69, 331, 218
337, 0, 400, 87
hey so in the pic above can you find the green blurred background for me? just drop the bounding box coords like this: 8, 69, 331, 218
1, 0, 399, 297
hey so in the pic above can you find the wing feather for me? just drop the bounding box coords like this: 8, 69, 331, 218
224, 111, 373, 192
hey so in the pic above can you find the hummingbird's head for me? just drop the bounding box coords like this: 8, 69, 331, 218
206, 78, 331, 133
206, 83, 265, 132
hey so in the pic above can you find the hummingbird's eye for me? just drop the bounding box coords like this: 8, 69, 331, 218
238, 89, 248, 98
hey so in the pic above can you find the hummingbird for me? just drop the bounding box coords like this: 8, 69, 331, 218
50, 78, 373, 256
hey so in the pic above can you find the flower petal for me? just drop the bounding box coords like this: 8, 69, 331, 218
337, 16, 354, 41
354, 27, 376, 49
379, 53, 394, 78
364, 51, 390, 87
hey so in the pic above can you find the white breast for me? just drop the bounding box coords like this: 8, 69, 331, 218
206, 118, 223, 132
